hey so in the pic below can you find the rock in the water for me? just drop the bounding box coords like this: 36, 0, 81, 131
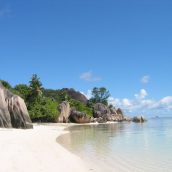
132, 116, 146, 123
114, 108, 125, 121
61, 88, 88, 105
69, 109, 90, 123
0, 82, 33, 129
58, 101, 70, 123
93, 103, 111, 118
93, 103, 126, 122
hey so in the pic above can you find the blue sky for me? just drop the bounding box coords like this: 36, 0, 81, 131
0, 0, 172, 116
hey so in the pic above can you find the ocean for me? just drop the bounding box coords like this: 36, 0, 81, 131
57, 118, 172, 172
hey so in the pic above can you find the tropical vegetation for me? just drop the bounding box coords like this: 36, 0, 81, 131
0, 74, 111, 122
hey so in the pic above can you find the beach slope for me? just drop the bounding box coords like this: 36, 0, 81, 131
0, 124, 89, 172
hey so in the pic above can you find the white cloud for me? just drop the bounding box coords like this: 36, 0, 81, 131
160, 96, 172, 105
141, 75, 150, 84
122, 98, 132, 107
109, 97, 122, 107
135, 89, 148, 99
80, 71, 101, 82
108, 89, 172, 117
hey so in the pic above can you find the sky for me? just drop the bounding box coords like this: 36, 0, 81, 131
0, 0, 172, 117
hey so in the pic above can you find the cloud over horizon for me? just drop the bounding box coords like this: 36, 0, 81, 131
108, 89, 172, 117
81, 87, 172, 117
80, 71, 102, 82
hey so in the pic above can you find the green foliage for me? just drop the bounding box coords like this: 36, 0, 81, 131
44, 88, 93, 117
43, 89, 93, 116
70, 99, 93, 117
28, 97, 59, 122
27, 74, 60, 122
89, 87, 110, 105
2, 75, 113, 122
14, 84, 30, 101
29, 74, 43, 100
43, 89, 71, 103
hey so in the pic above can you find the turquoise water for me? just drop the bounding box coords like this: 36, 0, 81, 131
57, 118, 172, 172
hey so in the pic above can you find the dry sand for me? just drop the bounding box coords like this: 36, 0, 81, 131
0, 124, 90, 172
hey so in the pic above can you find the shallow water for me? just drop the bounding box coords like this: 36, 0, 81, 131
57, 118, 172, 172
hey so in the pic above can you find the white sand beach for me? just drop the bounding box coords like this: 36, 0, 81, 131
0, 124, 90, 172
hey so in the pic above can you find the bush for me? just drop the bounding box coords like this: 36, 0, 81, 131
70, 99, 93, 117
14, 84, 31, 102
28, 97, 59, 122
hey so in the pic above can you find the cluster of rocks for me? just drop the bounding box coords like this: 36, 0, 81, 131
0, 83, 33, 129
57, 89, 147, 124
69, 109, 90, 123
92, 103, 127, 123
57, 101, 90, 123
58, 100, 147, 124
58, 101, 131, 124
58, 101, 90, 123
132, 116, 147, 123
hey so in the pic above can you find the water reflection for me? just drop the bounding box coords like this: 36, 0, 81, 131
57, 122, 133, 154
57, 119, 172, 172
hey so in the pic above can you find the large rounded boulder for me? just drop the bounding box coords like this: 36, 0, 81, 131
0, 82, 33, 129
69, 109, 90, 123
61, 88, 88, 105
93, 103, 111, 118
58, 101, 70, 123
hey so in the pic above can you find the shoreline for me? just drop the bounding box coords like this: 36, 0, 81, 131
0, 123, 90, 172
56, 122, 121, 172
